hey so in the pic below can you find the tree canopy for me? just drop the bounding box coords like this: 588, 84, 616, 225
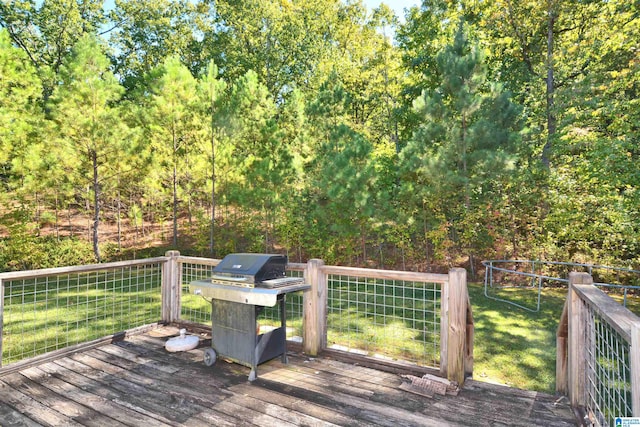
0, 0, 638, 271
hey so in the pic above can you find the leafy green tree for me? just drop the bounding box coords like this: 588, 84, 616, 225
209, 0, 340, 100
107, 0, 207, 92
313, 124, 376, 263
0, 0, 105, 98
464, 0, 609, 168
304, 73, 379, 263
395, 0, 459, 143
541, 1, 640, 263
224, 69, 293, 251
48, 34, 129, 262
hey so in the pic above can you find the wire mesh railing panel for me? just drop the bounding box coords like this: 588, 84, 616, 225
326, 274, 442, 368
1, 262, 163, 366
179, 259, 218, 325
584, 304, 633, 426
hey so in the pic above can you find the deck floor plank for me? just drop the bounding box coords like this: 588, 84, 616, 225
0, 327, 578, 427
95, 341, 345, 427
258, 364, 449, 427
68, 352, 269, 426
75, 345, 304, 427
0, 379, 77, 427
1, 372, 120, 427
0, 399, 44, 427
54, 355, 206, 425
34, 361, 174, 427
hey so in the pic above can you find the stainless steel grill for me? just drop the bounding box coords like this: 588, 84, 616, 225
189, 253, 310, 381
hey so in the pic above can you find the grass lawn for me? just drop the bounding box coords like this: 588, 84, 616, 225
469, 281, 640, 393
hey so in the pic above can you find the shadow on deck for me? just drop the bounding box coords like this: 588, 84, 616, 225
0, 326, 577, 426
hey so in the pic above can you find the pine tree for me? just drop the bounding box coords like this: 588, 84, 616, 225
196, 60, 227, 254
400, 20, 522, 269
48, 34, 129, 262
0, 28, 42, 174
146, 56, 199, 247
224, 70, 292, 251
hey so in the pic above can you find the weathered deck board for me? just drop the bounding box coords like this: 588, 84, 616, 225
0, 399, 45, 427
0, 326, 577, 426
1, 371, 119, 426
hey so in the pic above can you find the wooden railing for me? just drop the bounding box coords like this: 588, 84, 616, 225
556, 272, 640, 425
1, 252, 474, 385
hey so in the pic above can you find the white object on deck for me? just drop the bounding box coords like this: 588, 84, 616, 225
164, 329, 199, 352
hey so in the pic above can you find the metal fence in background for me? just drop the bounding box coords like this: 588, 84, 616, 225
0, 258, 165, 366
175, 257, 448, 369
1, 254, 468, 379
483, 260, 640, 313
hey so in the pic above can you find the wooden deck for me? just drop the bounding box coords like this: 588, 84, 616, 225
0, 327, 577, 426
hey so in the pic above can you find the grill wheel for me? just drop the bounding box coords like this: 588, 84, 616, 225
203, 348, 217, 367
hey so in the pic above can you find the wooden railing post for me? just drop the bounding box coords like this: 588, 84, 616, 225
445, 267, 468, 385
303, 258, 326, 356
568, 272, 592, 408
556, 300, 569, 394
632, 321, 640, 415
162, 250, 181, 323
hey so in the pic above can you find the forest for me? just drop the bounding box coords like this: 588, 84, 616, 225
0, 0, 638, 274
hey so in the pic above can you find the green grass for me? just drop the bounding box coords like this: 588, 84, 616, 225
470, 282, 640, 393
468, 282, 565, 392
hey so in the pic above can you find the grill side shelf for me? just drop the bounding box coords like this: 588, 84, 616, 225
188, 280, 310, 307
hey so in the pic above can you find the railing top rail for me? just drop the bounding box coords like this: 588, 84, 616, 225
287, 262, 306, 271
322, 265, 449, 283
0, 256, 168, 282
176, 255, 220, 266
573, 283, 640, 341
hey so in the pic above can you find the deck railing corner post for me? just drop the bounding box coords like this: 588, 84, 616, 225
303, 258, 326, 356
162, 250, 181, 324
567, 271, 593, 408
446, 267, 468, 386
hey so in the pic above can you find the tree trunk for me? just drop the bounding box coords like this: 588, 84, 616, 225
461, 112, 473, 278
67, 206, 73, 237
423, 202, 431, 272
210, 121, 216, 255
116, 190, 122, 253
92, 151, 101, 263
541, 2, 556, 168
172, 125, 178, 247
54, 192, 60, 241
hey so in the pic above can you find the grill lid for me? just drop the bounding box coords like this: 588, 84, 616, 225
212, 253, 287, 285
